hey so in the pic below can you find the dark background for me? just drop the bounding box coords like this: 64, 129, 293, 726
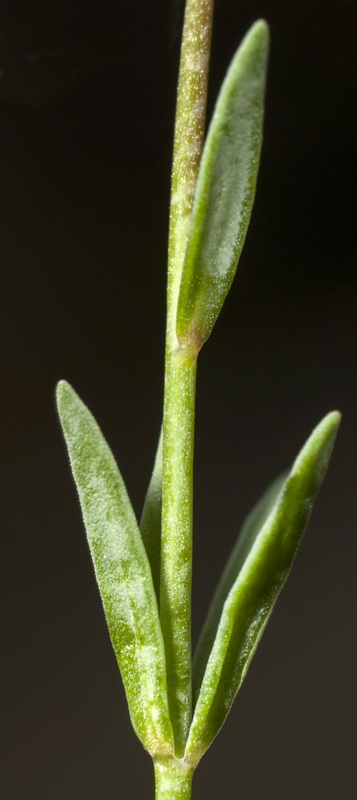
1, 1, 356, 797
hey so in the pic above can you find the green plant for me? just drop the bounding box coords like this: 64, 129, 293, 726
56, 2, 340, 798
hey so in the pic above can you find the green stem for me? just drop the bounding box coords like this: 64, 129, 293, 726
161, 0, 214, 756
167, 0, 214, 331
154, 762, 193, 800
161, 352, 196, 753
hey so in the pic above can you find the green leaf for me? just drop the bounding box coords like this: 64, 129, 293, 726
140, 427, 163, 602
185, 411, 341, 765
193, 471, 287, 704
56, 381, 174, 760
176, 20, 269, 356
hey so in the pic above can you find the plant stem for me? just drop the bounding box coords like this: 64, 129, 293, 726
154, 762, 193, 800
161, 0, 214, 756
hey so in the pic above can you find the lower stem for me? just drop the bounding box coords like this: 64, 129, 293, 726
161, 350, 197, 752
154, 762, 193, 800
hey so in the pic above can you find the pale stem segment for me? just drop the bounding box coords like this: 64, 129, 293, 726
154, 762, 193, 800
161, 0, 215, 756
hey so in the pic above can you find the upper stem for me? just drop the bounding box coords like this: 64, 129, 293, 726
160, 0, 214, 757
154, 762, 193, 800
166, 0, 214, 346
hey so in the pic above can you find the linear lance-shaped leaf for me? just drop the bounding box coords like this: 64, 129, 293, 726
56, 381, 174, 760
185, 411, 341, 765
193, 471, 287, 704
176, 20, 269, 356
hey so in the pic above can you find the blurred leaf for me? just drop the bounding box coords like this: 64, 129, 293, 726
56, 381, 173, 760
176, 20, 269, 355
185, 411, 341, 764
140, 428, 163, 602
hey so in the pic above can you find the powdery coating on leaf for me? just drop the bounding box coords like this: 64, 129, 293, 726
185, 411, 340, 764
176, 21, 269, 352
56, 381, 174, 759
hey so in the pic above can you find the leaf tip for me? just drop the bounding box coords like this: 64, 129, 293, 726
56, 380, 77, 420
56, 378, 69, 395
291, 409, 341, 492
245, 18, 270, 53
319, 409, 342, 441
56, 379, 66, 409
251, 18, 269, 35
322, 409, 342, 455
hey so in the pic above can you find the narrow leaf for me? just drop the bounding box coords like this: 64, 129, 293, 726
176, 20, 269, 355
185, 411, 341, 764
193, 471, 287, 703
56, 381, 173, 759
140, 427, 163, 602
